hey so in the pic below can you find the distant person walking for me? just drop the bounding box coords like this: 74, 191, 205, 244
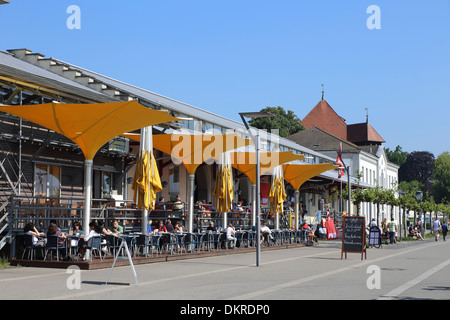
442, 222, 448, 241
433, 218, 442, 241
388, 218, 397, 244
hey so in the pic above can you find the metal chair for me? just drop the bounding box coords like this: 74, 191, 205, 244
164, 233, 179, 255
105, 235, 120, 257
87, 236, 103, 262
44, 235, 66, 261
212, 232, 224, 250
206, 232, 215, 251
150, 234, 161, 256
183, 233, 197, 253
135, 234, 150, 257
196, 233, 207, 252
235, 231, 244, 249
22, 234, 44, 260
176, 233, 186, 254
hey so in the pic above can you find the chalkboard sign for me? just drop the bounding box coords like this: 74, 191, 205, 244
341, 216, 366, 260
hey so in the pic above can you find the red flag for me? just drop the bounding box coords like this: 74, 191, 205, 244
336, 143, 345, 179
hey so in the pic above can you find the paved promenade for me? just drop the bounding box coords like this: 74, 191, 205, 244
0, 237, 449, 301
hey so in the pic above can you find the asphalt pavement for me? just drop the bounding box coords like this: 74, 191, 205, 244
0, 236, 449, 302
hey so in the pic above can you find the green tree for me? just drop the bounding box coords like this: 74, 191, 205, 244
399, 151, 435, 195
386, 145, 409, 166
432, 152, 450, 203
248, 106, 304, 138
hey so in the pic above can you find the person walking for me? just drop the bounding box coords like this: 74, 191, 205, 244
387, 217, 397, 245
432, 218, 442, 241
442, 221, 448, 241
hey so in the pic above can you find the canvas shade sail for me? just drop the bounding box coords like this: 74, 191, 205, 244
0, 101, 181, 160
213, 153, 233, 213
282, 163, 338, 190
229, 151, 305, 185
269, 166, 287, 216
126, 133, 253, 175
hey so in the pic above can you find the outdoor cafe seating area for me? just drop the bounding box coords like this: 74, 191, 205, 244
19, 226, 314, 264
9, 195, 315, 269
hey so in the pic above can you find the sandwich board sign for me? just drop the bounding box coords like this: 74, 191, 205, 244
341, 216, 366, 260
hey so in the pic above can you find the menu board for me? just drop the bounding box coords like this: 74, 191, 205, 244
341, 216, 366, 260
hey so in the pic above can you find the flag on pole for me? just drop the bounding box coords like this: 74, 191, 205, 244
336, 143, 345, 179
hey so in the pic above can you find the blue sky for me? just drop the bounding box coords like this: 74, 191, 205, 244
1, 0, 449, 157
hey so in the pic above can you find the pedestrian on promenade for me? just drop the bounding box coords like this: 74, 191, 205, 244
442, 222, 448, 241
387, 218, 397, 244
432, 218, 442, 241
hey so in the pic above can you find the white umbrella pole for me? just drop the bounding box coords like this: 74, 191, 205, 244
294, 190, 300, 230
142, 126, 152, 235
251, 184, 256, 227
189, 174, 195, 233
83, 159, 93, 231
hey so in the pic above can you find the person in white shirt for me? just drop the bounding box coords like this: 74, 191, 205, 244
433, 218, 442, 241
79, 222, 102, 259
260, 221, 273, 244
24, 223, 46, 247
224, 223, 237, 248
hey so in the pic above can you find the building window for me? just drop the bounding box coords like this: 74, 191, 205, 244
34, 163, 61, 199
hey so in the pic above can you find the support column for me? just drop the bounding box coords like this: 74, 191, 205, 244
294, 190, 300, 230
141, 126, 152, 235
251, 184, 256, 227
189, 174, 195, 233
83, 159, 93, 231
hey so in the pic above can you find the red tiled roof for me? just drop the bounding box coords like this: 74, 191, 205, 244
301, 100, 347, 140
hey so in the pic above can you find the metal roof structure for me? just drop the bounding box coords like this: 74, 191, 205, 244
3, 48, 336, 164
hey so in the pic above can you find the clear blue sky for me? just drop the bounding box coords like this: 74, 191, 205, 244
1, 0, 449, 157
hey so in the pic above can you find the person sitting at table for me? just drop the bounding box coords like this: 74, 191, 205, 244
173, 221, 183, 232
166, 219, 174, 233
260, 221, 273, 244
173, 197, 184, 211
224, 223, 237, 248
157, 221, 167, 233
24, 222, 47, 248
47, 222, 67, 247
71, 222, 84, 237
147, 219, 153, 234
78, 222, 103, 260
109, 220, 123, 235
155, 197, 166, 211
207, 222, 217, 232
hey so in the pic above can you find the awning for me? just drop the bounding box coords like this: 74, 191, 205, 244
127, 133, 253, 175
282, 163, 339, 190
230, 151, 305, 184
0, 101, 181, 160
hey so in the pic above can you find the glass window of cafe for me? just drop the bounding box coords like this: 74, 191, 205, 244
34, 163, 62, 199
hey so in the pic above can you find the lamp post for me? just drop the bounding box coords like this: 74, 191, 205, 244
416, 191, 423, 237
398, 190, 406, 241
239, 112, 274, 267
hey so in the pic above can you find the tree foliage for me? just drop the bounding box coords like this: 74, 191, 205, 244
248, 106, 304, 138
386, 145, 409, 166
432, 152, 450, 203
399, 151, 435, 195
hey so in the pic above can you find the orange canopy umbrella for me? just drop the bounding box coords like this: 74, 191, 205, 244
282, 162, 338, 229
229, 151, 304, 226
282, 163, 339, 191
0, 101, 182, 230
229, 151, 305, 184
0, 101, 181, 160
126, 132, 253, 232
126, 133, 253, 175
